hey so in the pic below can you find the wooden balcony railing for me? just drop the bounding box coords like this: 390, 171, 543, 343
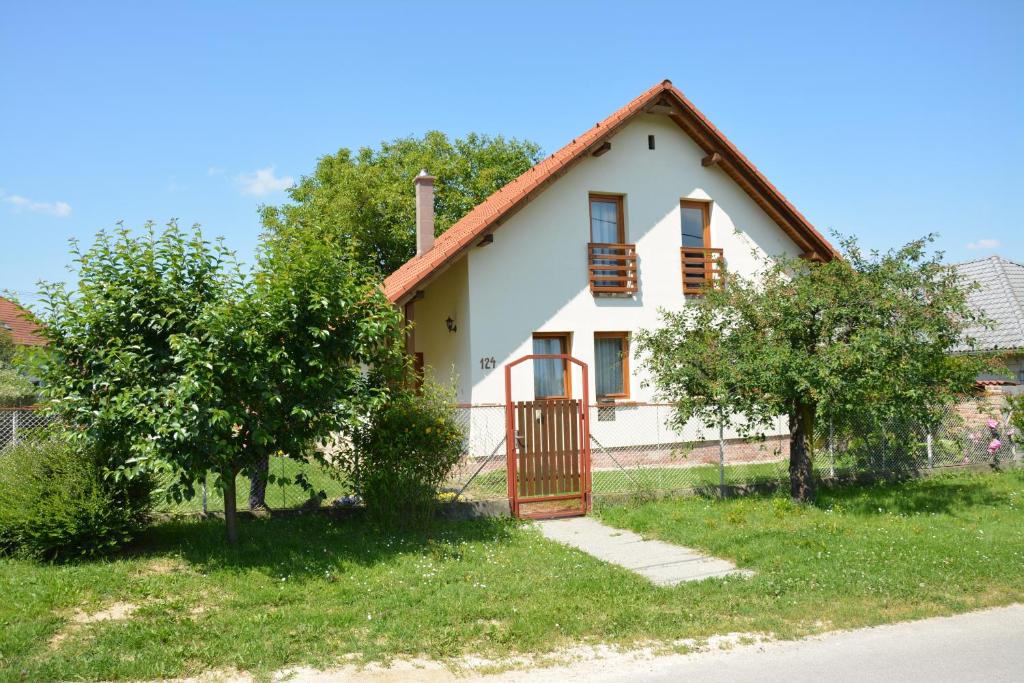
680, 246, 724, 295
588, 242, 638, 295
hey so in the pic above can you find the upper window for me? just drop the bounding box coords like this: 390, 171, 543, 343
594, 332, 629, 400
589, 194, 624, 244
680, 200, 709, 248
532, 333, 571, 399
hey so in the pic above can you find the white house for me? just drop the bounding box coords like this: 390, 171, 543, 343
384, 80, 837, 412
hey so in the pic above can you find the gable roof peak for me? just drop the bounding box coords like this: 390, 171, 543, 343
383, 79, 839, 304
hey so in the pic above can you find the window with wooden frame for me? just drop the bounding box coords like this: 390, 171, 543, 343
594, 332, 629, 400
532, 332, 571, 399
679, 199, 723, 294
588, 194, 637, 295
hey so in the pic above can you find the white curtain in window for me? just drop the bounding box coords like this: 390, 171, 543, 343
595, 336, 624, 397
591, 200, 619, 288
533, 336, 565, 398
590, 200, 619, 242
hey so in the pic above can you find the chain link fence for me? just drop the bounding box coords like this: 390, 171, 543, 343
3, 394, 1019, 513
445, 394, 1022, 501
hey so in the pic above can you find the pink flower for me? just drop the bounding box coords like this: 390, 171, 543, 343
987, 438, 1002, 454
987, 419, 999, 429
968, 432, 979, 442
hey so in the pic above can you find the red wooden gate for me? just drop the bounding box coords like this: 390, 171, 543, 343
504, 354, 591, 519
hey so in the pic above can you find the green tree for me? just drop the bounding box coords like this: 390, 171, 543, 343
635, 236, 986, 502
37, 222, 238, 477
262, 131, 543, 276
38, 221, 404, 543
171, 222, 405, 542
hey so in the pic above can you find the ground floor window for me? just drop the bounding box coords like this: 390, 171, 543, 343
532, 333, 570, 399
594, 332, 629, 400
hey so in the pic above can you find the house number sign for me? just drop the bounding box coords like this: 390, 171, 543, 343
479, 357, 497, 370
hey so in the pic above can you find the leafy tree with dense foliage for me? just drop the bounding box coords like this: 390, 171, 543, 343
170, 222, 405, 541
261, 131, 543, 276
635, 236, 986, 502
38, 221, 405, 543
37, 222, 236, 470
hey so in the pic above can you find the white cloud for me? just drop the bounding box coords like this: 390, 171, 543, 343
966, 238, 1001, 250
207, 166, 225, 176
235, 166, 294, 196
0, 190, 71, 217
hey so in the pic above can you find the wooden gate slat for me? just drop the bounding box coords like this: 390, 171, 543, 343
569, 399, 580, 492
544, 402, 555, 495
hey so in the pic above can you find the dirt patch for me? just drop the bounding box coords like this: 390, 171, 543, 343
138, 557, 189, 575
49, 601, 139, 648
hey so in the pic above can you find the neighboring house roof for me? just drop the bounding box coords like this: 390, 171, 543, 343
0, 297, 46, 346
954, 255, 1024, 352
383, 79, 839, 305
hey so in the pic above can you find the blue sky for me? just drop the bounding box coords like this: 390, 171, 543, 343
2, 0, 1021, 305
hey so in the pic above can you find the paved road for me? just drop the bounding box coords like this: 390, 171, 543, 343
479, 605, 1024, 683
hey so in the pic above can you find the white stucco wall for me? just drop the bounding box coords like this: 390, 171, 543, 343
452, 114, 805, 406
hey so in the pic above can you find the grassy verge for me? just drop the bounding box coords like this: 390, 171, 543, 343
1, 470, 1022, 680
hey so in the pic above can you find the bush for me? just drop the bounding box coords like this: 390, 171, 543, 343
0, 435, 153, 561
347, 384, 463, 529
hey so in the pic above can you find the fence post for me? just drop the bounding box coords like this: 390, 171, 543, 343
828, 417, 835, 478
718, 421, 726, 498
201, 480, 208, 515
11, 410, 18, 445
926, 430, 934, 469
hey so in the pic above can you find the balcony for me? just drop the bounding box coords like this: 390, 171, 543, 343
588, 242, 638, 296
680, 246, 724, 295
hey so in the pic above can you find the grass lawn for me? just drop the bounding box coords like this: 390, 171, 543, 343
2, 470, 1022, 681
155, 457, 353, 514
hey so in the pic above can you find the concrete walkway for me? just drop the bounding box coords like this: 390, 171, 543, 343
535, 516, 752, 585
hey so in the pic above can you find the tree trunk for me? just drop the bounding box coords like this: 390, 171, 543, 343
249, 454, 269, 510
789, 401, 816, 502
223, 468, 239, 544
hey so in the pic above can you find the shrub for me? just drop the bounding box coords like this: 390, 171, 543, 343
347, 384, 463, 529
0, 435, 153, 561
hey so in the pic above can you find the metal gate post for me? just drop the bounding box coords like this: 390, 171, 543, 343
580, 362, 592, 511
717, 421, 726, 498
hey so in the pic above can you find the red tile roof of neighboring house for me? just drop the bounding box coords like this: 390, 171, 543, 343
0, 297, 47, 346
383, 79, 839, 304
976, 379, 1017, 386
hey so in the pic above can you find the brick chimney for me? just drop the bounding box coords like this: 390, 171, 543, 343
414, 169, 435, 256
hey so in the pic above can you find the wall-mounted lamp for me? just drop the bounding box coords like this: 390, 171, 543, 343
445, 316, 457, 333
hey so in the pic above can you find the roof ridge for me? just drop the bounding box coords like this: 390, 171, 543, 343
383, 79, 838, 303
992, 258, 1024, 342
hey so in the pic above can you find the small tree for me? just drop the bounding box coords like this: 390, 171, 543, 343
169, 222, 405, 542
636, 236, 986, 502
39, 221, 404, 543
37, 222, 237, 473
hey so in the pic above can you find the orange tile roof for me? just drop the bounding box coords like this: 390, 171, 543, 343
0, 297, 46, 346
383, 79, 838, 304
